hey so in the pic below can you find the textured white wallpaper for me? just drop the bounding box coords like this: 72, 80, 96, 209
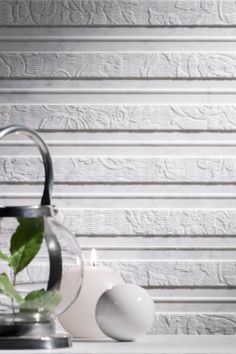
1, 0, 236, 335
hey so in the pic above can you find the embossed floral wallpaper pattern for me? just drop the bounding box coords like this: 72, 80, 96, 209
1, 0, 236, 335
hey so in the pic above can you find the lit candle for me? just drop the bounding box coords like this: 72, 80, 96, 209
59, 248, 124, 338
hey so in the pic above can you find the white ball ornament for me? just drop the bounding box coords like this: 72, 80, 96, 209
95, 284, 155, 341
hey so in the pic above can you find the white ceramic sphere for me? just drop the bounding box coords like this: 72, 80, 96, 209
95, 284, 155, 341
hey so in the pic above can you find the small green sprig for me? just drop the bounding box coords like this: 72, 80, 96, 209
0, 217, 61, 313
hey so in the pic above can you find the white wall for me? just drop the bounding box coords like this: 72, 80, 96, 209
1, 0, 236, 334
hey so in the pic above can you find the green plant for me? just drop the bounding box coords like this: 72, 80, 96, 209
0, 217, 61, 314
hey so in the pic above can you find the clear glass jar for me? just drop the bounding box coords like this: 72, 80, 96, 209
0, 125, 83, 325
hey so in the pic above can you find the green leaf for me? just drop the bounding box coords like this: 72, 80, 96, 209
9, 217, 44, 275
0, 250, 9, 262
0, 273, 23, 304
21, 289, 62, 312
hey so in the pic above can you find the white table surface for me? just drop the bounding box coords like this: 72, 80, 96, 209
0, 336, 235, 354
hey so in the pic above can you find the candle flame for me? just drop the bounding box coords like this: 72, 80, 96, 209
91, 248, 97, 267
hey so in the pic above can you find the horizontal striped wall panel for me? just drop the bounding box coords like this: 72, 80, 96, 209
104, 261, 236, 287
152, 313, 236, 335
2, 52, 236, 78
12, 260, 236, 287
58, 209, 236, 236
2, 156, 236, 183
1, 105, 236, 131
1, 0, 236, 27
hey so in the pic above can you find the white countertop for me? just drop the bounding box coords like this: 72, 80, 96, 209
0, 336, 235, 354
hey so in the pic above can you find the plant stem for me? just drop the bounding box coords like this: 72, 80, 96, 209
13, 273, 16, 287
11, 273, 16, 317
